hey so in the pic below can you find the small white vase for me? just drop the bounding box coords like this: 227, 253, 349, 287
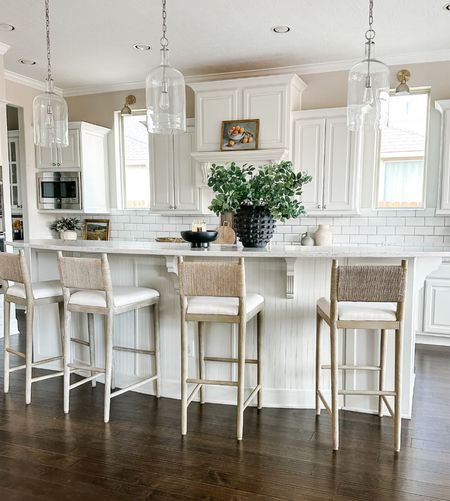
60, 230, 78, 241
315, 224, 332, 246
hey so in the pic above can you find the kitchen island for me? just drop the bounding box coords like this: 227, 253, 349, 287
9, 239, 450, 418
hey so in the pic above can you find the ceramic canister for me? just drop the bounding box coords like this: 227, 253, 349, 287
315, 224, 332, 246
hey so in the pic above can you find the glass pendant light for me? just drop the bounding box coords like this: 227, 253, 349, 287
33, 0, 68, 147
146, 0, 186, 134
347, 0, 390, 132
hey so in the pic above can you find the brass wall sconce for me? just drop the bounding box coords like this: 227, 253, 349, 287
121, 95, 137, 115
395, 69, 411, 95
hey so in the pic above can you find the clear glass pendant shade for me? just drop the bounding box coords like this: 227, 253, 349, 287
33, 79, 69, 147
347, 43, 390, 131
146, 49, 186, 134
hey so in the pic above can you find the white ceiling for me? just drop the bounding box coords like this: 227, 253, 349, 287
1, 0, 449, 94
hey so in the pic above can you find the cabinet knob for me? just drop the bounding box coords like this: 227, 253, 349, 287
169, 205, 174, 210
317, 204, 322, 209
57, 163, 61, 166
173, 205, 177, 210
52, 162, 56, 166
323, 204, 327, 210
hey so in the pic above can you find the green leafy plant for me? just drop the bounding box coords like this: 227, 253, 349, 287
49, 217, 81, 233
208, 161, 312, 221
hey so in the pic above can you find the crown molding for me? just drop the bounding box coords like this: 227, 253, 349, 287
13, 47, 450, 98
4, 70, 63, 95
0, 42, 10, 55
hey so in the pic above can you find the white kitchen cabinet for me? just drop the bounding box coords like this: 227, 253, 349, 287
435, 100, 450, 214
7, 131, 22, 211
189, 74, 305, 152
150, 121, 200, 213
292, 108, 360, 214
36, 128, 80, 169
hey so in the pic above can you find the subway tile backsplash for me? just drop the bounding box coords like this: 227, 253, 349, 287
87, 208, 450, 246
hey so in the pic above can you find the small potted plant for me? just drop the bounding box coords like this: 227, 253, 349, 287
50, 217, 81, 240
208, 161, 311, 248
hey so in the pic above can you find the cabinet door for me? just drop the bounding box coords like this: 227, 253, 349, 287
439, 108, 450, 211
424, 278, 450, 335
173, 126, 199, 211
36, 144, 58, 169
195, 88, 240, 151
243, 84, 288, 149
58, 129, 81, 168
323, 116, 358, 212
8, 136, 22, 210
150, 134, 174, 211
292, 118, 325, 211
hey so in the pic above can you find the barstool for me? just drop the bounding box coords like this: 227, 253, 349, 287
0, 250, 64, 404
315, 259, 408, 452
178, 257, 264, 440
57, 252, 161, 423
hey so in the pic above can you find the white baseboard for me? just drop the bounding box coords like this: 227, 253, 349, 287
416, 332, 450, 346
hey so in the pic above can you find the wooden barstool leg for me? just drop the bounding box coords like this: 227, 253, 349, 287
315, 311, 322, 415
236, 320, 246, 441
63, 308, 72, 414
378, 329, 387, 417
25, 303, 34, 405
394, 327, 403, 452
330, 326, 339, 450
153, 302, 161, 398
104, 313, 114, 423
3, 299, 11, 393
87, 313, 96, 388
257, 310, 263, 410
181, 313, 188, 435
198, 321, 205, 404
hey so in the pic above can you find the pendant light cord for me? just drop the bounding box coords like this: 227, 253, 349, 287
160, 0, 168, 49
45, 0, 52, 82
365, 0, 375, 88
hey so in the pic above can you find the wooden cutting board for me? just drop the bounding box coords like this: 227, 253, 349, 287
216, 221, 236, 244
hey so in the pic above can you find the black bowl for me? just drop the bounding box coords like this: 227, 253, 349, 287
181, 230, 218, 248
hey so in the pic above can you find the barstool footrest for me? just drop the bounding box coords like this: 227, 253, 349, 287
32, 355, 63, 367
187, 378, 238, 387
113, 346, 155, 356
204, 356, 258, 364
68, 362, 106, 373
5, 348, 25, 359
339, 389, 396, 396
70, 373, 103, 390
32, 371, 64, 383
321, 364, 381, 371
110, 374, 158, 398
243, 384, 262, 410
71, 337, 90, 347
9, 364, 26, 373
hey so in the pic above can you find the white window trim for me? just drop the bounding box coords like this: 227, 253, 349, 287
115, 109, 150, 210
374, 87, 431, 211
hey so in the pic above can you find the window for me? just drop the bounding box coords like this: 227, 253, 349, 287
120, 111, 150, 209
377, 91, 429, 208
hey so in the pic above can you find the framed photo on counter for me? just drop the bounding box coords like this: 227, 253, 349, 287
83, 219, 110, 241
220, 119, 259, 151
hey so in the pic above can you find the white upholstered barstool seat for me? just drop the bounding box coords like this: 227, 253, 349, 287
69, 286, 160, 310
186, 293, 264, 318
0, 251, 64, 404
315, 259, 408, 452
178, 257, 264, 441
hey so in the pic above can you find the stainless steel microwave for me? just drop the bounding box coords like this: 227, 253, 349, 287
37, 171, 81, 210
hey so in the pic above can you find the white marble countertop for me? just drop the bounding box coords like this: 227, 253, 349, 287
8, 239, 450, 258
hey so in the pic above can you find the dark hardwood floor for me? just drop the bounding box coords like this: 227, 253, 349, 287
0, 314, 450, 500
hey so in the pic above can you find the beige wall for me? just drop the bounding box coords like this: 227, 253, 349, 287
67, 87, 195, 128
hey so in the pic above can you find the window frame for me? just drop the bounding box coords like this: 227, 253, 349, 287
115, 108, 150, 210
374, 87, 431, 211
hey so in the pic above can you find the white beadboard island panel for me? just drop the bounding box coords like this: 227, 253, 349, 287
9, 240, 447, 418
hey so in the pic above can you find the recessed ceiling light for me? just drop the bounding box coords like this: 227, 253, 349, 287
444, 3, 450, 10
0, 23, 15, 31
133, 43, 151, 51
18, 58, 36, 65
272, 25, 291, 34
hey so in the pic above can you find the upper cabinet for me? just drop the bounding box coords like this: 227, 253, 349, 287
7, 131, 23, 212
189, 74, 306, 153
436, 100, 450, 214
150, 120, 200, 213
292, 108, 361, 215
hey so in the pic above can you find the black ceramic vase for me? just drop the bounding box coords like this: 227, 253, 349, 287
234, 204, 276, 248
